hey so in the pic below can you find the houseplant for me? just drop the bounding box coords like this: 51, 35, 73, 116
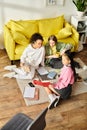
72, 0, 87, 17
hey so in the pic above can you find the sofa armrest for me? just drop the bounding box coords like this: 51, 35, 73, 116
4, 25, 15, 60
64, 21, 79, 51
71, 27, 79, 51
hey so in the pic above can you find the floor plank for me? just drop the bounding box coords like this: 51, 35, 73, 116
0, 45, 87, 129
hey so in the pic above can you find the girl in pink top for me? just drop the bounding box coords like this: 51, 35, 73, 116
45, 52, 75, 109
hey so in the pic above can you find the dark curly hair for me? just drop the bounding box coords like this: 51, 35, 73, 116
30, 33, 43, 44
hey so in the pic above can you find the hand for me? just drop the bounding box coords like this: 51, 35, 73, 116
46, 55, 56, 59
22, 65, 30, 72
60, 49, 66, 55
20, 62, 24, 67
45, 56, 51, 59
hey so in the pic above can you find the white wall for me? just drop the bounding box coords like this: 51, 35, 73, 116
0, 0, 77, 31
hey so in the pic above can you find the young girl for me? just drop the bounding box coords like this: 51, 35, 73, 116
44, 52, 76, 108
4, 33, 45, 79
45, 35, 74, 69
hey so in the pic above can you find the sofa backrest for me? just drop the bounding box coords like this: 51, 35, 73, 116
6, 15, 65, 45
4, 15, 79, 60
38, 15, 64, 44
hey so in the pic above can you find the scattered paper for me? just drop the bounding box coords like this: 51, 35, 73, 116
37, 67, 48, 75
23, 86, 35, 98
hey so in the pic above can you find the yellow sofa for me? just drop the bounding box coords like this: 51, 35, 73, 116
4, 15, 79, 64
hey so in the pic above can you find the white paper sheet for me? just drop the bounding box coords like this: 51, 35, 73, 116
23, 86, 35, 98
37, 67, 48, 75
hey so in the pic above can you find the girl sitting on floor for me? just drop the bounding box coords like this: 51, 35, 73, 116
33, 52, 76, 108
4, 33, 45, 79
45, 35, 74, 69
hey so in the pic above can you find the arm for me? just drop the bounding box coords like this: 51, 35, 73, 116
45, 44, 60, 59
60, 43, 74, 55
20, 45, 30, 72
45, 53, 59, 59
40, 46, 45, 66
20, 45, 29, 64
20, 53, 30, 73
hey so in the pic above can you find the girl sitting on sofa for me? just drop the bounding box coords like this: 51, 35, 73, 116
4, 33, 45, 79
45, 35, 74, 69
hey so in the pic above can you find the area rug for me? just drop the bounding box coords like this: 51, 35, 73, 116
16, 58, 87, 106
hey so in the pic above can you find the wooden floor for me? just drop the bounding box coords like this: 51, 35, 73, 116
0, 45, 87, 130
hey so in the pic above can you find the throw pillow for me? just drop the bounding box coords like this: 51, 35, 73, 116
39, 15, 64, 37
12, 31, 29, 46
57, 26, 72, 39
8, 20, 38, 39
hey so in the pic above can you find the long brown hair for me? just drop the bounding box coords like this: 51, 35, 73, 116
48, 35, 57, 43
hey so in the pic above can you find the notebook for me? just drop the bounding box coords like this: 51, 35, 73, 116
38, 73, 57, 82
23, 86, 35, 98
37, 67, 48, 75
28, 88, 39, 100
23, 86, 39, 100
47, 71, 57, 79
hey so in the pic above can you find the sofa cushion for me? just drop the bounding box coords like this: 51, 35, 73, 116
17, 20, 39, 38
65, 21, 72, 28
7, 20, 38, 39
57, 26, 72, 39
12, 31, 29, 46
15, 44, 27, 55
38, 15, 64, 38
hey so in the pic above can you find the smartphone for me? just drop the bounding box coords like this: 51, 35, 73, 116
28, 82, 35, 87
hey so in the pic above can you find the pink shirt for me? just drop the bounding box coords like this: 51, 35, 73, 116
53, 65, 74, 90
